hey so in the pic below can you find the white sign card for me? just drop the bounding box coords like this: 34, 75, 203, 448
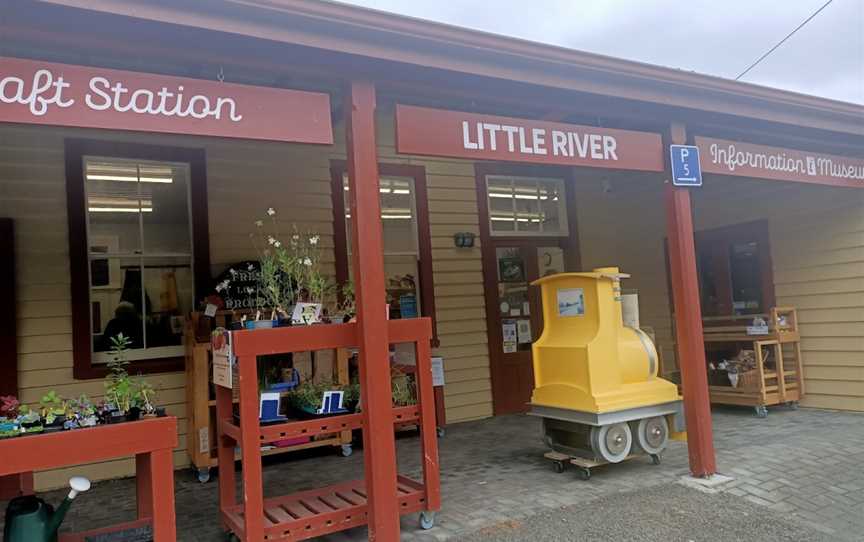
431, 357, 445, 387
517, 319, 532, 344
291, 302, 322, 325
211, 328, 234, 388
557, 288, 585, 317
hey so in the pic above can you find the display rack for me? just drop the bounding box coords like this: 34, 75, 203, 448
703, 307, 805, 416
215, 318, 440, 541
184, 313, 351, 483
0, 417, 178, 541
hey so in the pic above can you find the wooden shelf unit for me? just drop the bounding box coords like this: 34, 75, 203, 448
703, 307, 805, 415
215, 319, 441, 541
184, 312, 351, 483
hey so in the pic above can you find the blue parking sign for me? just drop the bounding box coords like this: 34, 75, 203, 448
670, 144, 702, 187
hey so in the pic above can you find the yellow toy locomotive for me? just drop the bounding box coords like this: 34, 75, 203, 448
529, 268, 684, 477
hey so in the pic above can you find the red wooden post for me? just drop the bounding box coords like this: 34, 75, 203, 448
238, 352, 266, 540
345, 80, 401, 540
149, 448, 177, 542
215, 382, 236, 527
135, 453, 153, 519
665, 122, 717, 477
414, 328, 441, 511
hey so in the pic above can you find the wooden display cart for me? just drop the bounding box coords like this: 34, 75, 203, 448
215, 318, 440, 541
703, 307, 805, 416
0, 417, 178, 541
185, 312, 352, 483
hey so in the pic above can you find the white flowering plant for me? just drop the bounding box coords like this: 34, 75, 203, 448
249, 208, 334, 322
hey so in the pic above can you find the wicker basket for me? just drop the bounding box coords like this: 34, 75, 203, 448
735, 369, 761, 390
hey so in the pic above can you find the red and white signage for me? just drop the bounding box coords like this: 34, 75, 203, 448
696, 137, 864, 188
0, 57, 333, 144
395, 104, 664, 171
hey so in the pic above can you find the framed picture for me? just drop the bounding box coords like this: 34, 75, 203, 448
498, 257, 526, 283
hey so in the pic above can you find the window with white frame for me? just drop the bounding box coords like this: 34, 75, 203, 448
486, 175, 568, 236
85, 157, 195, 362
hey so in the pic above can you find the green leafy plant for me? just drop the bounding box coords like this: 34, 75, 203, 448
38, 390, 67, 425
104, 333, 153, 415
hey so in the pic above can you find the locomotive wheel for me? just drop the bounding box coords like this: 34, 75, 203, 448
636, 416, 669, 456
590, 423, 632, 464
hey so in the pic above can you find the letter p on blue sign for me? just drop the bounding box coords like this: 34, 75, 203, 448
670, 144, 702, 187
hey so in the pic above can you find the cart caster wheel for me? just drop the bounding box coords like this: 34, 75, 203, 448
553, 461, 565, 473
787, 401, 799, 410
419, 511, 436, 530
650, 454, 661, 466
195, 467, 210, 484
437, 427, 445, 438
341, 444, 353, 457
754, 406, 768, 418
577, 468, 591, 481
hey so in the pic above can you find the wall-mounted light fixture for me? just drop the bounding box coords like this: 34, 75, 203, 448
453, 232, 476, 248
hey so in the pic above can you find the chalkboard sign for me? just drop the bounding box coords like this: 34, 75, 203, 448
212, 261, 261, 310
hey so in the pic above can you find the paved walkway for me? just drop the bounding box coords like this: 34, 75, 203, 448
11, 406, 864, 541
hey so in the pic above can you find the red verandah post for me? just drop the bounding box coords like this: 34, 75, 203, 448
345, 80, 401, 540
665, 122, 717, 477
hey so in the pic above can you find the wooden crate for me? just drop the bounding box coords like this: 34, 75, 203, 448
184, 312, 351, 483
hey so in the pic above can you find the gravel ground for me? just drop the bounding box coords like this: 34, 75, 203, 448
459, 483, 838, 542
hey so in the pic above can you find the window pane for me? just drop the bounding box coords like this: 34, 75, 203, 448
93, 256, 145, 353
141, 164, 192, 255
86, 161, 143, 254
488, 177, 515, 232
143, 257, 194, 348
538, 180, 563, 233
380, 177, 417, 253
513, 178, 540, 232
729, 242, 763, 314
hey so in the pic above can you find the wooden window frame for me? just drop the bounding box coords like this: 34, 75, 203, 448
330, 160, 438, 346
66, 139, 211, 379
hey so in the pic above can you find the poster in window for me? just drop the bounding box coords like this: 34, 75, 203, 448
502, 321, 518, 353
498, 257, 525, 283
557, 288, 585, 317
516, 319, 532, 344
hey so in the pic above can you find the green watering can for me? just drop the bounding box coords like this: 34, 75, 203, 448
3, 477, 91, 542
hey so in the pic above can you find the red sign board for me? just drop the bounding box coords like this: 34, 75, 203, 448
395, 104, 664, 171
696, 137, 864, 188
0, 57, 333, 144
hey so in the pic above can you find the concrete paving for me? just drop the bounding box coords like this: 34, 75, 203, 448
5, 405, 863, 541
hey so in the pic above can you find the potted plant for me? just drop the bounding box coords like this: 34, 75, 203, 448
69, 394, 98, 428
286, 379, 348, 418
38, 391, 68, 432
103, 334, 141, 423
0, 395, 20, 438
17, 405, 42, 434
137, 381, 164, 418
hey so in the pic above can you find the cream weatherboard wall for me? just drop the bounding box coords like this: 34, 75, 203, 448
563, 170, 864, 412
692, 175, 864, 412
2, 114, 492, 489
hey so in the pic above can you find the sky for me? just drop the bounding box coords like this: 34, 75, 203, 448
338, 0, 864, 105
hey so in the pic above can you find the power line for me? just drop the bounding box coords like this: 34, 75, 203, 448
735, 0, 834, 80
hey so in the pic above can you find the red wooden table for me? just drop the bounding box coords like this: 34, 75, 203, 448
0, 416, 178, 541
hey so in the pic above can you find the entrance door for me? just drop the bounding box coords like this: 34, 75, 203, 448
477, 168, 578, 415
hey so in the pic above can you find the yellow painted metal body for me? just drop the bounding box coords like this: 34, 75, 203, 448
531, 267, 680, 414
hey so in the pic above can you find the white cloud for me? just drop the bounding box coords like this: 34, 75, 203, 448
339, 0, 864, 104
